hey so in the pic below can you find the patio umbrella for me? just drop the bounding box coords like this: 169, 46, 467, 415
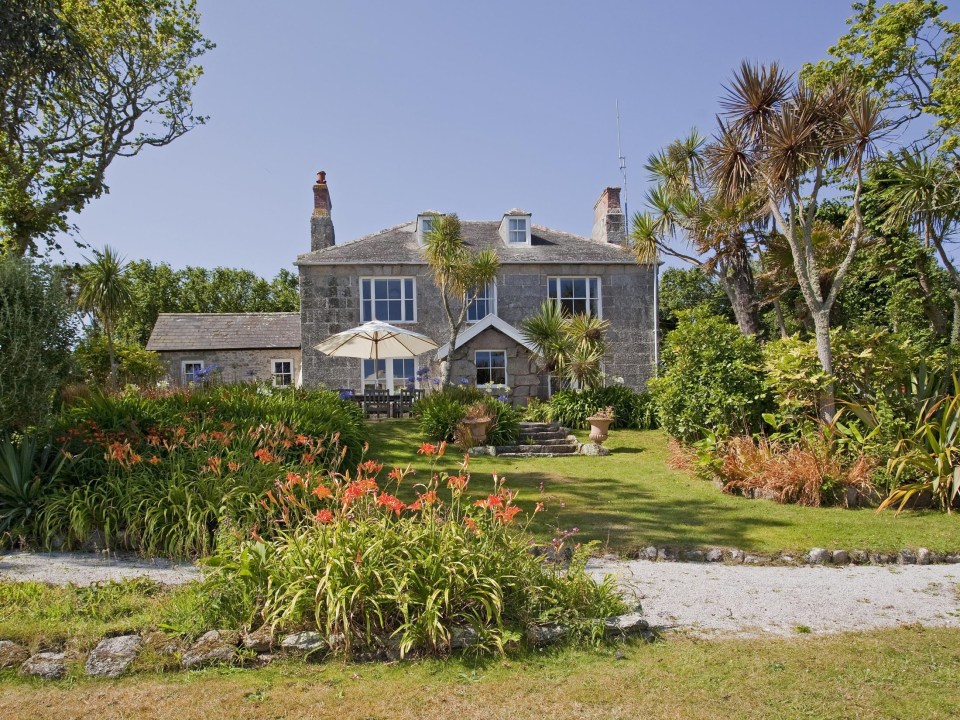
313, 321, 439, 381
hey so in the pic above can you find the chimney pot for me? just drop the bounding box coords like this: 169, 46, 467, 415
311, 170, 335, 251
592, 187, 625, 245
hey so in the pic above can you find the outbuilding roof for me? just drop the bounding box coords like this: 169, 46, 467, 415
296, 220, 637, 266
146, 312, 301, 351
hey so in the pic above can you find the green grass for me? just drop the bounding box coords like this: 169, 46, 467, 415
367, 420, 960, 554
1, 628, 958, 719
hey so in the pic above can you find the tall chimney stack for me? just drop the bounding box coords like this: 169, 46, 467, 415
591, 187, 625, 245
310, 170, 335, 251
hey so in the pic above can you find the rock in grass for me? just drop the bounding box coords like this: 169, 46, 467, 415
807, 548, 831, 565
280, 631, 326, 655
831, 550, 850, 565
917, 547, 933, 565
449, 626, 480, 650
705, 548, 724, 563
242, 626, 274, 654
526, 624, 567, 648
85, 635, 142, 678
899, 549, 917, 565
0, 641, 29, 670
181, 631, 237, 670
20, 652, 67, 680
849, 550, 868, 564
603, 612, 649, 636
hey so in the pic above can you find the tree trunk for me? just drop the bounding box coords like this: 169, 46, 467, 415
106, 326, 118, 390
773, 299, 788, 339
952, 292, 960, 346
914, 256, 950, 337
719, 272, 762, 337
812, 311, 835, 422
442, 321, 458, 386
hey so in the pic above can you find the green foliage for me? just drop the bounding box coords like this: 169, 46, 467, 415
30, 385, 367, 556
117, 262, 300, 346
650, 309, 771, 442
413, 387, 520, 446
74, 334, 166, 387
658, 267, 733, 332
201, 449, 626, 656
801, 0, 960, 151
520, 301, 609, 390
0, 257, 77, 435
546, 387, 658, 431
0, 0, 214, 255
0, 435, 67, 540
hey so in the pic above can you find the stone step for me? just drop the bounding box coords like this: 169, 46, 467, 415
496, 443, 577, 455
520, 437, 575, 446
520, 432, 569, 442
497, 452, 576, 458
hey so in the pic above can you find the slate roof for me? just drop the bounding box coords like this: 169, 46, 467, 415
296, 221, 636, 266
146, 313, 301, 351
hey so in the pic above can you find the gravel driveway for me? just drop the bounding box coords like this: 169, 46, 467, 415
2, 551, 958, 637
587, 557, 960, 637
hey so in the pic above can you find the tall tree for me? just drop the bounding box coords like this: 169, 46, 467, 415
709, 62, 886, 419
77, 245, 133, 387
0, 0, 213, 255
423, 214, 500, 386
631, 130, 767, 336
802, 0, 960, 152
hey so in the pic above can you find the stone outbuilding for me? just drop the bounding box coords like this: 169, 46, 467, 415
146, 312, 301, 386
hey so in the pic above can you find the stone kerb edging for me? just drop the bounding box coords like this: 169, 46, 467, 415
620, 545, 960, 566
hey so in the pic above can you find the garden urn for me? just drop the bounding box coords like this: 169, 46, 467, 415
463, 417, 492, 445
587, 416, 612, 445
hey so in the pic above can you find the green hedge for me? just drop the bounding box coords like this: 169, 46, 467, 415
546, 386, 658, 430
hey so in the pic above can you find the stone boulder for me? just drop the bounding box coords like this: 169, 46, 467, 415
0, 641, 29, 670
449, 626, 479, 650
807, 548, 831, 565
20, 652, 67, 680
85, 635, 142, 678
242, 626, 274, 654
181, 631, 237, 670
526, 624, 567, 648
603, 612, 649, 637
279, 631, 326, 655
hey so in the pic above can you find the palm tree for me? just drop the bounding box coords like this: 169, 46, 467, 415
706, 62, 886, 420
77, 245, 132, 388
880, 149, 960, 341
423, 214, 500, 386
520, 302, 609, 391
630, 129, 766, 336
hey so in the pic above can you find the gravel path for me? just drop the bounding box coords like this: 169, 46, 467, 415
587, 557, 960, 637
0, 552, 202, 587
3, 552, 958, 637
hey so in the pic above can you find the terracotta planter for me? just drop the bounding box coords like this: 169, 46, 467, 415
462, 417, 492, 445
587, 416, 613, 445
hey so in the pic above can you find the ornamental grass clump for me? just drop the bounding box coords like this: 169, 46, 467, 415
200, 442, 625, 658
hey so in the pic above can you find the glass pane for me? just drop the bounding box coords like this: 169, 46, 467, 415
388, 280, 401, 300
374, 279, 388, 299
405, 299, 414, 320
491, 351, 506, 368
362, 300, 371, 322
548, 278, 556, 299
375, 300, 388, 319
361, 279, 371, 300
589, 277, 598, 297
404, 278, 413, 299
491, 368, 506, 384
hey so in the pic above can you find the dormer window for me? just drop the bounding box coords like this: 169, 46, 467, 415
416, 212, 440, 245
498, 210, 532, 246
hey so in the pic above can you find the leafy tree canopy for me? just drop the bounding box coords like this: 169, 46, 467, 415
0, 0, 214, 255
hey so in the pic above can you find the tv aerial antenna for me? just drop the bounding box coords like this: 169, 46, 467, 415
616, 99, 628, 222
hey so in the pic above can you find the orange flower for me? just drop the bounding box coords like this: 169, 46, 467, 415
302, 453, 316, 464
296, 434, 310, 445
447, 475, 468, 491
314, 509, 335, 524
253, 448, 276, 464
360, 459, 383, 475
388, 465, 411, 484
495, 506, 521, 524
417, 442, 437, 456
417, 490, 438, 506
227, 461, 241, 472
535, 502, 545, 513
376, 493, 407, 516
464, 517, 477, 533
149, 455, 161, 465
286, 471, 304, 486
312, 484, 332, 500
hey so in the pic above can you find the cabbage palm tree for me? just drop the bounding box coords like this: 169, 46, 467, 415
707, 62, 886, 419
520, 302, 609, 390
424, 214, 500, 385
77, 245, 132, 388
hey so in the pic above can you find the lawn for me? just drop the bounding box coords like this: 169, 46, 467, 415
1, 627, 957, 720
366, 420, 960, 554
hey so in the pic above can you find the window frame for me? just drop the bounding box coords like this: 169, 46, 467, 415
359, 276, 418, 324
466, 279, 497, 323
547, 276, 603, 318
271, 358, 294, 387
360, 358, 419, 392
181, 359, 205, 384
475, 349, 508, 387
507, 217, 528, 244
416, 214, 436, 246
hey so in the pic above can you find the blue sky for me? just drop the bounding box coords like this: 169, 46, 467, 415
60, 0, 879, 276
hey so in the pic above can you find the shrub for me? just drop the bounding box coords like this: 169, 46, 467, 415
198, 445, 626, 657
650, 309, 771, 442
32, 385, 367, 556
0, 258, 76, 435
694, 432, 875, 507
73, 335, 166, 387
414, 388, 520, 446
547, 386, 658, 430
0, 435, 68, 541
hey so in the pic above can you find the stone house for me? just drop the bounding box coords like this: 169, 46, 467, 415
146, 312, 301, 386
297, 173, 657, 402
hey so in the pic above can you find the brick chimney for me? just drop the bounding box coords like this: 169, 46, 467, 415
310, 170, 335, 251
591, 187, 625, 245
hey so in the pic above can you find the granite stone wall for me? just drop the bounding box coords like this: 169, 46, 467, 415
298, 261, 656, 397
157, 349, 301, 387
